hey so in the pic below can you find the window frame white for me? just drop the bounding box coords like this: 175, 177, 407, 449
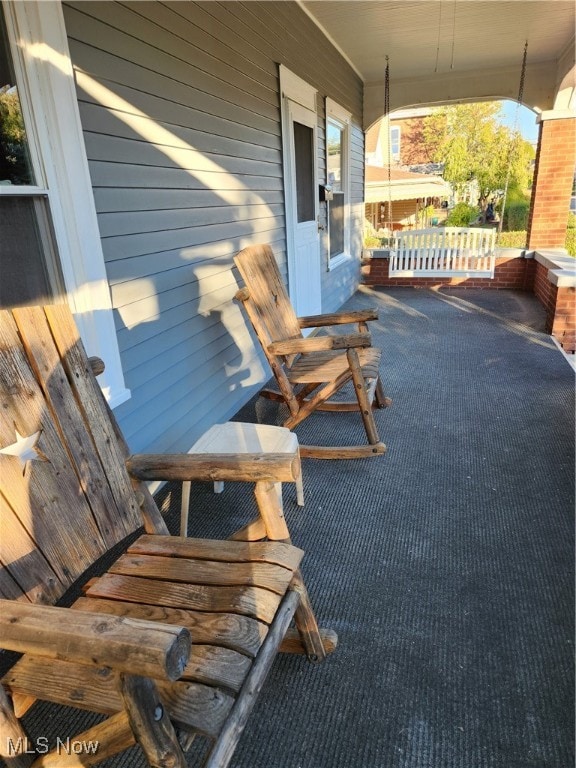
1, 0, 130, 408
325, 98, 351, 270
390, 125, 401, 162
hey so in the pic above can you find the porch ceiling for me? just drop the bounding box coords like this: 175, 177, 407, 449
300, 0, 576, 126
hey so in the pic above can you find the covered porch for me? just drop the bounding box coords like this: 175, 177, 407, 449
305, 0, 576, 354
17, 285, 574, 767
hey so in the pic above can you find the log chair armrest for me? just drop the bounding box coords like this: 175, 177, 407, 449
297, 309, 379, 328
269, 332, 372, 355
126, 452, 299, 484
0, 600, 191, 682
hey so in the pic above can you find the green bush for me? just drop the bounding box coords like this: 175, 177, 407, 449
445, 202, 479, 227
567, 212, 576, 229
496, 231, 527, 248
502, 186, 530, 206
493, 226, 575, 256
363, 235, 382, 249
566, 227, 576, 257
503, 201, 530, 231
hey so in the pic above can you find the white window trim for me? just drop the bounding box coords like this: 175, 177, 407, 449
279, 64, 317, 112
2, 0, 130, 408
390, 125, 401, 162
325, 98, 351, 270
279, 65, 320, 314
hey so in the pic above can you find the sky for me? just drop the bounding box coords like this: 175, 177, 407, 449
498, 99, 539, 144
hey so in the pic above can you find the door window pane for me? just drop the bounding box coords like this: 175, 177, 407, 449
0, 10, 35, 186
293, 121, 314, 223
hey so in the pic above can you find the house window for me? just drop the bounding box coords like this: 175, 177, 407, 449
390, 126, 401, 162
0, 0, 129, 407
326, 99, 351, 268
0, 10, 64, 308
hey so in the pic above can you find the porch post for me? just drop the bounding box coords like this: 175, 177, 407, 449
526, 110, 576, 250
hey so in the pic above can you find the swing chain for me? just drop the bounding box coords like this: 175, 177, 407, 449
384, 56, 393, 233
498, 40, 528, 236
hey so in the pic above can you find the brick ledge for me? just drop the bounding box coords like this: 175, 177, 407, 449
533, 250, 576, 287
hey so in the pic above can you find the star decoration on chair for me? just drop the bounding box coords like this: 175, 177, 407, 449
0, 429, 43, 474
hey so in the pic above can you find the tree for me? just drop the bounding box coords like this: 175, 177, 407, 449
0, 85, 31, 184
421, 102, 535, 218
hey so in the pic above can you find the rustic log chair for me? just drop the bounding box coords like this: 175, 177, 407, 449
234, 244, 392, 459
0, 304, 336, 768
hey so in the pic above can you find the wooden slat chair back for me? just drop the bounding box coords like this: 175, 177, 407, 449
0, 305, 156, 605
234, 244, 391, 459
0, 304, 334, 768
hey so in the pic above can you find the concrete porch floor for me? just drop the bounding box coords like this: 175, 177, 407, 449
17, 287, 575, 768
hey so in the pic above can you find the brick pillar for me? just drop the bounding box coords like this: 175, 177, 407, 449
550, 286, 576, 354
527, 112, 576, 250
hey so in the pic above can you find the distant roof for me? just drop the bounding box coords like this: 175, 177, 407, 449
390, 107, 436, 120
365, 164, 451, 202
366, 165, 439, 182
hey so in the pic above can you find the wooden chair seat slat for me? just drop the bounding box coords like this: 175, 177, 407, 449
3, 657, 234, 740
4, 639, 250, 697
288, 348, 382, 383
85, 572, 285, 624
111, 554, 300, 596
177, 645, 251, 692
234, 244, 390, 458
129, 534, 303, 571
72, 597, 268, 658
3, 656, 122, 716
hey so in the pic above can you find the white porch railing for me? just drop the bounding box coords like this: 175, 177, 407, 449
389, 227, 497, 278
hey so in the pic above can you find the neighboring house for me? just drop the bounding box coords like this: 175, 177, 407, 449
365, 165, 451, 231
365, 108, 451, 231
366, 107, 436, 168
1, 1, 366, 457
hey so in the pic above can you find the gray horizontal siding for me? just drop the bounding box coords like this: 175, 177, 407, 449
97, 203, 286, 239
77, 99, 281, 154
88, 162, 283, 192
65, 4, 279, 108
83, 133, 282, 177
63, 0, 364, 454
92, 187, 286, 214
74, 70, 280, 141
104, 215, 284, 268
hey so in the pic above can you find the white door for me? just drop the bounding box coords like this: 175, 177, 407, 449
283, 98, 322, 317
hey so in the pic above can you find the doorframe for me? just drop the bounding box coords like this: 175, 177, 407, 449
279, 65, 319, 308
